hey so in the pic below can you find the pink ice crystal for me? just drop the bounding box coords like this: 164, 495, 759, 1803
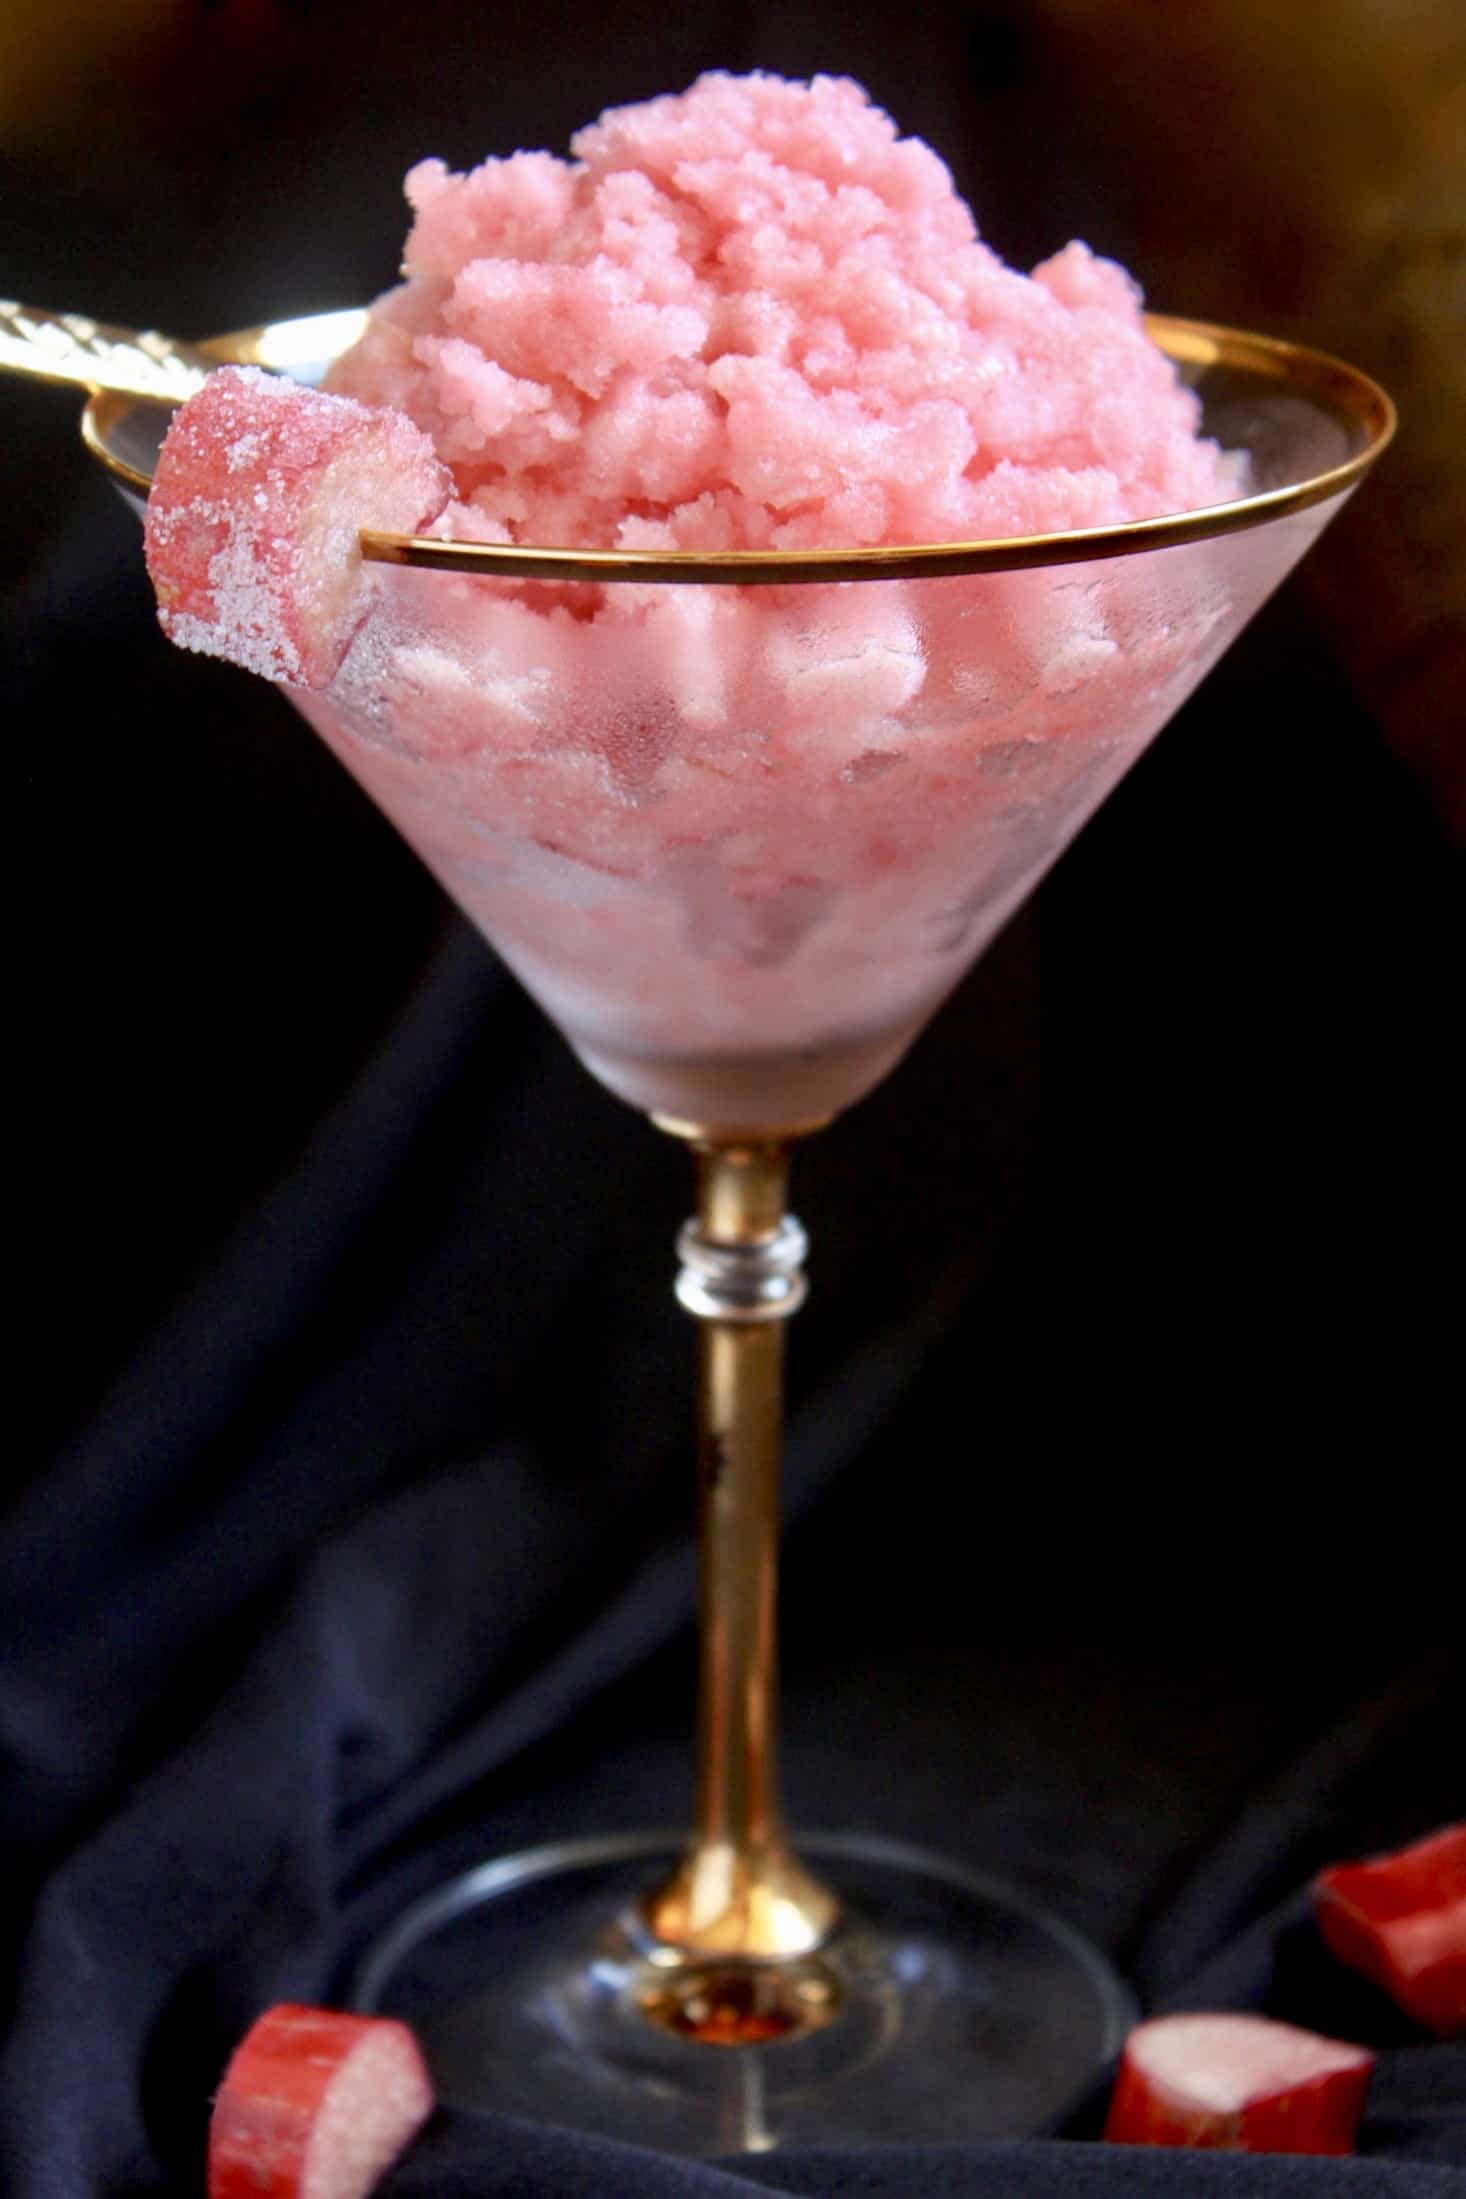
328, 72, 1235, 551
154, 76, 1261, 1127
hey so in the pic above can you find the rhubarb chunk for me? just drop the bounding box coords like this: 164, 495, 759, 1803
145, 366, 451, 688
208, 2003, 434, 2199
1315, 1822, 1466, 2036
1104, 2011, 1374, 2155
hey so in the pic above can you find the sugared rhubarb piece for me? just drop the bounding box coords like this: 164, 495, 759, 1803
208, 2004, 434, 2199
1104, 2012, 1374, 2155
145, 365, 451, 689
1315, 1822, 1466, 2036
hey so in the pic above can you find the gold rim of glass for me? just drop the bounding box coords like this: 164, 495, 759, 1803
83, 308, 1394, 582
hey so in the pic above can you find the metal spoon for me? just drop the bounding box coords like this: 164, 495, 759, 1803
0, 299, 213, 405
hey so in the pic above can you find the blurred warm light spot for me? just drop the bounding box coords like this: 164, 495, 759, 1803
0, 0, 298, 159
1040, 0, 1466, 831
0, 1, 177, 144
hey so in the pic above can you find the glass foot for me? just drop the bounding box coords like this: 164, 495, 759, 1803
351, 1831, 1134, 2156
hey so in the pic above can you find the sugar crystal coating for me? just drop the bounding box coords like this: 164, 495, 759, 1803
145, 366, 452, 688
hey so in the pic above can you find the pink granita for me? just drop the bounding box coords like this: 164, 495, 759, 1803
328, 71, 1234, 553
148, 75, 1291, 1125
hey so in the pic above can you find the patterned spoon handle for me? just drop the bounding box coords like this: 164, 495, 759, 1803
0, 299, 215, 403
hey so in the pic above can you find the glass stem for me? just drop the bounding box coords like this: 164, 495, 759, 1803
641, 1128, 839, 1961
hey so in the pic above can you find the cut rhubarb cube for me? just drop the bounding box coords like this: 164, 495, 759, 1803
1315, 1822, 1466, 2036
1104, 2011, 1374, 2155
145, 365, 451, 689
208, 2003, 434, 2199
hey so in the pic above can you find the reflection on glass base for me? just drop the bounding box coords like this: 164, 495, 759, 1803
570, 1020, 925, 1130
351, 1831, 1135, 2158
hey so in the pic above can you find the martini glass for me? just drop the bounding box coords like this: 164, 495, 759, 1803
80, 312, 1391, 2157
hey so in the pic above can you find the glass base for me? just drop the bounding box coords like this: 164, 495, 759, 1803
351, 1831, 1134, 2157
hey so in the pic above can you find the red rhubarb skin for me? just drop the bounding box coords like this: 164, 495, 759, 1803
145, 367, 450, 689
208, 2005, 430, 2199
1104, 2025, 1374, 2156
1315, 1824, 1466, 2036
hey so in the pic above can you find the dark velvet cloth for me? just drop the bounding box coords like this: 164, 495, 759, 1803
6, 482, 1464, 2196
6, 8, 1465, 2193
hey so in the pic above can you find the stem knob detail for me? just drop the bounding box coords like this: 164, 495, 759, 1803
674, 1213, 809, 1323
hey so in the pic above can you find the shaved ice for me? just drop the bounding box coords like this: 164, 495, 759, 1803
150, 74, 1274, 1126
329, 71, 1233, 551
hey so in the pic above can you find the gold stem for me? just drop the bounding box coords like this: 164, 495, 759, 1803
641, 1133, 838, 1961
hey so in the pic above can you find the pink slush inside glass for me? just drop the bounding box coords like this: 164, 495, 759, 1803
160, 75, 1323, 1128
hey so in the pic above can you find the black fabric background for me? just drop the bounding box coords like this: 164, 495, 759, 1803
6, 5, 1464, 2194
